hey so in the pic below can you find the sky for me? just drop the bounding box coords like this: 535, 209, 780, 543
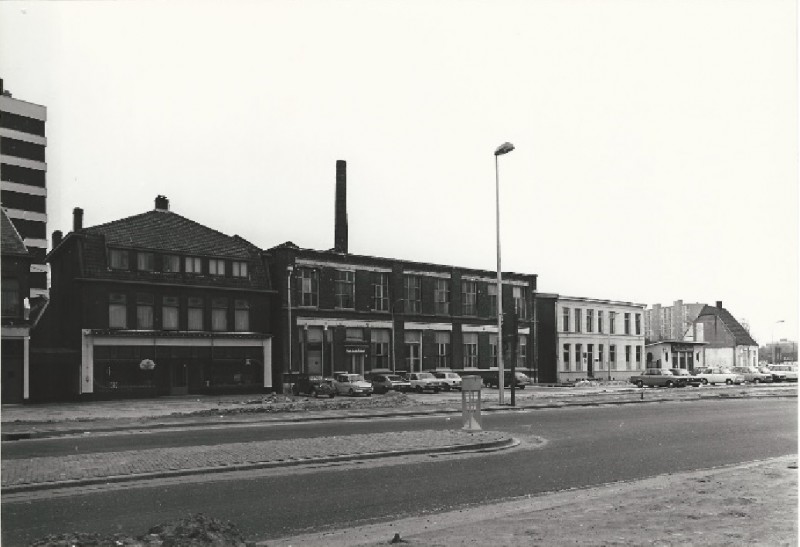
1, 0, 797, 348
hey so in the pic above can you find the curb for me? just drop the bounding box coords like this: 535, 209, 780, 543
1, 436, 518, 494
2, 389, 796, 441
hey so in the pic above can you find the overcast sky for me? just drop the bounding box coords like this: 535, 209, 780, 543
1, 0, 797, 347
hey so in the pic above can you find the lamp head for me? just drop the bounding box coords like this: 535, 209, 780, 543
494, 142, 515, 156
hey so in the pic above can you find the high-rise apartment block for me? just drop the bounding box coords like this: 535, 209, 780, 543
1, 79, 48, 297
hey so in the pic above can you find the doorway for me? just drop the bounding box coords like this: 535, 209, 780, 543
171, 362, 188, 395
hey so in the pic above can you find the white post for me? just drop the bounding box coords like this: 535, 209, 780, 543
495, 154, 505, 403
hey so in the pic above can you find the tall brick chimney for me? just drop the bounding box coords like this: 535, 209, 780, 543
73, 207, 83, 231
155, 195, 170, 211
52, 230, 63, 248
716, 301, 723, 309
334, 160, 348, 254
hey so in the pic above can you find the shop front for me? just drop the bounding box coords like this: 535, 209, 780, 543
81, 330, 272, 399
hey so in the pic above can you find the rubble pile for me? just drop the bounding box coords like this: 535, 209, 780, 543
29, 513, 253, 547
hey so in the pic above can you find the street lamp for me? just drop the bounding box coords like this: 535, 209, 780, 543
494, 141, 514, 404
772, 320, 785, 365
390, 298, 404, 373
287, 265, 294, 376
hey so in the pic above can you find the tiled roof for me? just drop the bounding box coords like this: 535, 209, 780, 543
1, 208, 29, 256
699, 305, 758, 346
84, 210, 253, 258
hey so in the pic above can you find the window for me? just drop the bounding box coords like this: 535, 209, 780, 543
513, 287, 527, 319
575, 343, 582, 371
434, 279, 450, 315
212, 298, 228, 331
586, 309, 594, 333
518, 335, 527, 367
625, 345, 632, 369
405, 331, 422, 371
232, 261, 248, 278
587, 344, 594, 372
462, 280, 477, 316
635, 345, 642, 367
163, 255, 180, 273
188, 297, 204, 330
562, 307, 570, 332
162, 296, 179, 330
346, 328, 364, 341
109, 249, 129, 270
609, 312, 617, 334
109, 293, 127, 328
598, 311, 604, 334
598, 344, 604, 371
185, 256, 202, 274
404, 275, 421, 314
335, 270, 355, 308
298, 268, 319, 307
235, 299, 250, 331
624, 313, 631, 335
136, 293, 154, 329
137, 252, 154, 272
635, 313, 642, 335
1, 278, 20, 317
436, 331, 451, 368
371, 329, 390, 369
209, 259, 226, 276
488, 284, 498, 317
463, 333, 478, 367
563, 344, 571, 371
610, 345, 616, 368
490, 334, 499, 366
372, 273, 389, 311
575, 309, 582, 333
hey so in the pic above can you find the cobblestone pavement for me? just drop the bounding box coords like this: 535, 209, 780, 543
2, 429, 510, 492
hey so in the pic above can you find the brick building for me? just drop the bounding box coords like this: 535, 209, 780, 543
695, 301, 759, 369
33, 196, 275, 401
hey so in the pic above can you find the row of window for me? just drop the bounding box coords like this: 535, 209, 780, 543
298, 326, 528, 370
561, 342, 644, 372
109, 249, 249, 279
561, 308, 642, 336
108, 293, 250, 332
299, 267, 528, 318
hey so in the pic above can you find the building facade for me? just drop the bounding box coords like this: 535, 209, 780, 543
0, 80, 48, 298
555, 296, 646, 383
33, 196, 275, 401
695, 301, 759, 369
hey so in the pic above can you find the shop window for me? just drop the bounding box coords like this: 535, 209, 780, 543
404, 330, 422, 371
463, 332, 478, 367
234, 299, 250, 331
435, 331, 451, 368
136, 293, 154, 329
212, 297, 228, 331
371, 329, 390, 369
162, 296, 179, 330
109, 293, 127, 328
188, 297, 204, 330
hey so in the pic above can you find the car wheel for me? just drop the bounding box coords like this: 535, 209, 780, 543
636, 380, 644, 388
666, 380, 674, 388
701, 379, 708, 385
348, 388, 355, 396
753, 378, 760, 384
311, 388, 318, 398
415, 386, 423, 393
726, 379, 733, 385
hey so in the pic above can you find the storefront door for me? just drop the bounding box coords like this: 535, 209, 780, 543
171, 362, 188, 395
350, 353, 364, 375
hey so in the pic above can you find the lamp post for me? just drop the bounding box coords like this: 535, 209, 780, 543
390, 298, 404, 373
494, 141, 514, 404
772, 320, 785, 365
287, 266, 294, 377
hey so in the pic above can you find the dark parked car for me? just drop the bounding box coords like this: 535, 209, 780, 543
669, 368, 703, 386
484, 371, 528, 389
370, 373, 412, 394
291, 374, 335, 398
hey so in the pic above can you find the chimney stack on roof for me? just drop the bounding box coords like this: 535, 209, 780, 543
52, 230, 63, 248
155, 195, 170, 211
716, 301, 723, 309
334, 160, 348, 254
73, 208, 83, 231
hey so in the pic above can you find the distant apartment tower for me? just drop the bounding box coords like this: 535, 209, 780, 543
0, 79, 48, 297
644, 300, 706, 343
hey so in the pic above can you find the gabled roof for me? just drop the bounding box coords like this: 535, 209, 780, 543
1, 208, 30, 256
698, 305, 758, 346
83, 209, 253, 258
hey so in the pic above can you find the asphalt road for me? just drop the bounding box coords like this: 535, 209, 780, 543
2, 398, 796, 546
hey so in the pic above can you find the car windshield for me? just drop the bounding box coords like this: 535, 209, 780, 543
418, 373, 435, 379
386, 375, 404, 381
346, 375, 365, 382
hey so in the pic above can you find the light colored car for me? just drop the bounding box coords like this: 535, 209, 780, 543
669, 368, 703, 387
332, 372, 373, 396
404, 372, 443, 393
693, 367, 744, 386
768, 364, 798, 382
433, 371, 462, 391
760, 366, 787, 382
731, 366, 772, 384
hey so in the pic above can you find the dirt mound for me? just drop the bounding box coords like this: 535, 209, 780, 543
29, 513, 252, 546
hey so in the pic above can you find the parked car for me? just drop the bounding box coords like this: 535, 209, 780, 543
403, 372, 443, 393
629, 368, 686, 388
760, 365, 787, 382
669, 368, 703, 387
484, 371, 529, 389
731, 366, 773, 384
433, 371, 463, 391
331, 372, 373, 396
768, 364, 798, 382
291, 374, 336, 398
370, 373, 412, 394
692, 367, 744, 385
